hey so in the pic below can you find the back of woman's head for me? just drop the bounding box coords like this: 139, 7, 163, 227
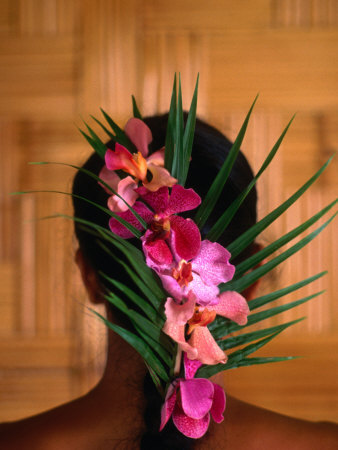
72, 113, 257, 449
73, 113, 257, 280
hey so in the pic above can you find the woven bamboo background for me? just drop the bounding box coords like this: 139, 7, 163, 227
0, 0, 337, 422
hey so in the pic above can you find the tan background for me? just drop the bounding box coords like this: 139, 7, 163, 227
0, 0, 337, 423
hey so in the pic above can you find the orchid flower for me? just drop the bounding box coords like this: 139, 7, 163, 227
100, 118, 176, 211
144, 239, 235, 307
109, 186, 202, 265
160, 354, 226, 438
163, 290, 250, 365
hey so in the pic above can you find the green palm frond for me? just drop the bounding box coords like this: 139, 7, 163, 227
194, 94, 258, 229
227, 155, 334, 260
132, 95, 143, 119
206, 115, 295, 241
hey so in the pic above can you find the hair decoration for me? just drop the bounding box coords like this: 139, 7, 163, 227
25, 74, 335, 440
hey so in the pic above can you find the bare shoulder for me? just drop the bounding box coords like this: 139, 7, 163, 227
198, 396, 338, 450
0, 394, 143, 450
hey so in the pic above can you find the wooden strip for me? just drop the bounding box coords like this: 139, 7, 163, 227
0, 336, 75, 368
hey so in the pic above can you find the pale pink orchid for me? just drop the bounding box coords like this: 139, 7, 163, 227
160, 353, 226, 438
163, 290, 250, 365
144, 239, 235, 307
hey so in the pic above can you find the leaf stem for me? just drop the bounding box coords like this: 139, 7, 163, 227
173, 348, 182, 376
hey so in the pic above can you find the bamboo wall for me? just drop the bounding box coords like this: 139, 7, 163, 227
0, 0, 337, 422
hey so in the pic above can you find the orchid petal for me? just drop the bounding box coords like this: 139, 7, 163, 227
144, 237, 173, 265
172, 404, 210, 439
210, 383, 226, 424
180, 379, 214, 420
192, 240, 235, 286
160, 383, 177, 431
158, 273, 185, 302
163, 322, 198, 360
107, 176, 138, 212
146, 148, 165, 166
109, 202, 153, 238
166, 185, 201, 216
164, 295, 195, 326
98, 165, 120, 194
213, 291, 250, 325
145, 164, 177, 192
105, 145, 132, 171
189, 326, 227, 365
124, 117, 152, 157
188, 272, 220, 307
136, 186, 169, 213
170, 216, 201, 261
184, 353, 203, 380
105, 144, 147, 180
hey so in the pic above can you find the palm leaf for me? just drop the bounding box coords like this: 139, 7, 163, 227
233, 199, 337, 279
90, 115, 115, 140
249, 271, 326, 311
78, 127, 107, 159
132, 95, 143, 119
13, 189, 142, 238
218, 318, 304, 350
228, 155, 334, 259
171, 74, 184, 183
198, 329, 286, 378
100, 108, 135, 151
194, 95, 258, 229
91, 309, 169, 382
28, 161, 148, 229
164, 74, 177, 172
104, 292, 173, 358
221, 213, 336, 293
99, 272, 159, 324
211, 291, 323, 339
221, 356, 298, 371
206, 115, 295, 241
181, 74, 199, 186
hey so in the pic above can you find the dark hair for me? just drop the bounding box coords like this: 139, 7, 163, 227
72, 114, 257, 449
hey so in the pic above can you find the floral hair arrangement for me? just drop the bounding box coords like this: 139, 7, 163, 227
22, 74, 336, 439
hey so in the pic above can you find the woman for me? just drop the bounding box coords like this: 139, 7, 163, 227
0, 115, 337, 449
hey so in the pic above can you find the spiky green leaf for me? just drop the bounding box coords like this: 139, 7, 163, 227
194, 95, 258, 229
234, 199, 337, 279
164, 74, 177, 172
228, 156, 334, 259
218, 318, 304, 350
91, 309, 169, 382
132, 95, 143, 119
221, 213, 336, 294
181, 74, 199, 185
206, 115, 295, 241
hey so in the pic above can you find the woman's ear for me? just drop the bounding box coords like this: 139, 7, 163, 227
75, 248, 104, 304
241, 242, 264, 301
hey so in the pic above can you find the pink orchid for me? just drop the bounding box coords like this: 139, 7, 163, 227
163, 290, 250, 365
109, 185, 201, 264
103, 118, 176, 200
144, 239, 235, 307
160, 354, 226, 438
98, 165, 139, 213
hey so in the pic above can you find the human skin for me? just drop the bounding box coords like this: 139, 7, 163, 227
0, 251, 337, 450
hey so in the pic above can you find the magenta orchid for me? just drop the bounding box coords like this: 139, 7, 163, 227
160, 354, 226, 438
163, 290, 250, 365
109, 185, 202, 264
